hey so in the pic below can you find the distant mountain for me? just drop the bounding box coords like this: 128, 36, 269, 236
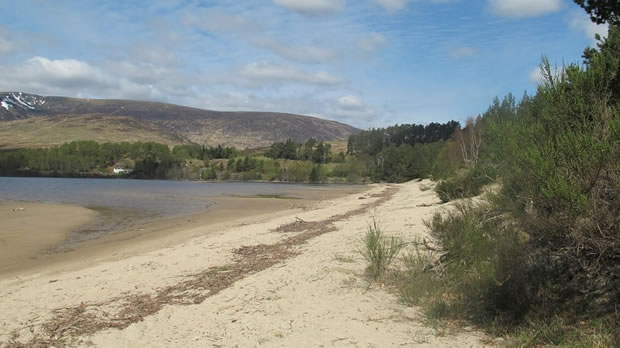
0, 92, 359, 149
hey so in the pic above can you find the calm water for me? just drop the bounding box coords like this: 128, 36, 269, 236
0, 177, 357, 246
0, 177, 347, 217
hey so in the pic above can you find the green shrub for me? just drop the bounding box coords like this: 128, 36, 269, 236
360, 219, 404, 280
506, 316, 619, 348
309, 166, 320, 183
435, 166, 493, 202
415, 200, 537, 323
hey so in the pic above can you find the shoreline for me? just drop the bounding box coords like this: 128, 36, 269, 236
0, 180, 490, 347
0, 184, 367, 280
0, 173, 370, 185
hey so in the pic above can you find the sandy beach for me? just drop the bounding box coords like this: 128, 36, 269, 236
0, 181, 491, 347
0, 184, 363, 279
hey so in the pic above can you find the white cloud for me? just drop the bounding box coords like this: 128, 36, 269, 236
4, 56, 112, 89
529, 67, 544, 85
0, 56, 186, 101
374, 0, 409, 12
337, 95, 365, 110
489, 0, 561, 18
570, 11, 608, 45
330, 94, 377, 121
357, 32, 387, 53
273, 0, 345, 15
239, 61, 344, 85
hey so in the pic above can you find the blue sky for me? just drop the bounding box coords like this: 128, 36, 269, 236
0, 0, 608, 128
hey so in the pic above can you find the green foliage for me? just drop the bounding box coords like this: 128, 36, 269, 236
347, 121, 459, 156
434, 166, 493, 202
480, 38, 620, 315
574, 0, 619, 25
309, 165, 320, 183
265, 139, 299, 160
506, 316, 618, 348
345, 121, 460, 183
398, 20, 620, 345
0, 141, 240, 179
360, 219, 404, 280
429, 141, 461, 179
265, 138, 332, 164
205, 166, 217, 180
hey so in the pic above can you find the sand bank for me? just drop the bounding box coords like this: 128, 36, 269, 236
0, 202, 98, 275
1, 181, 491, 347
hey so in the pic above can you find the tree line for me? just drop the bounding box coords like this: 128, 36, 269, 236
343, 121, 460, 182
0, 141, 237, 179
265, 138, 333, 164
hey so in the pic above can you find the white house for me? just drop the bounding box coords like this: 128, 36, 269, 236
113, 167, 131, 174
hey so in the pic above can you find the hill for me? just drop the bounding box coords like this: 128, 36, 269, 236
0, 92, 359, 149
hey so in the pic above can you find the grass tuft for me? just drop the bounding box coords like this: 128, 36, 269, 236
360, 219, 404, 280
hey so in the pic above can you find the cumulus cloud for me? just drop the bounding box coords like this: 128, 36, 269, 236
1, 56, 112, 90
489, 0, 561, 18
0, 56, 186, 101
357, 32, 387, 53
273, 0, 345, 15
330, 94, 377, 121
570, 11, 608, 45
239, 61, 344, 85
374, 0, 409, 12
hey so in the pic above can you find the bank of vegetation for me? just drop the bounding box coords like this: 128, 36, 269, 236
362, 3, 619, 346
0, 119, 461, 183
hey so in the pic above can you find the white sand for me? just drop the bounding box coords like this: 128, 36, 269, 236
0, 181, 492, 347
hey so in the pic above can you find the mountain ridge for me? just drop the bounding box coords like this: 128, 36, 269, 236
0, 92, 359, 149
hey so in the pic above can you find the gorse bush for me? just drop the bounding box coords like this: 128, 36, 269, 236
360, 219, 404, 280
486, 44, 620, 316
422, 200, 536, 322
397, 19, 619, 346
434, 166, 493, 202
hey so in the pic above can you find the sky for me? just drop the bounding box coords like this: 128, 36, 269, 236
0, 0, 608, 128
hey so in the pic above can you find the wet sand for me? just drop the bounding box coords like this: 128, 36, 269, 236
0, 185, 366, 279
0, 202, 99, 274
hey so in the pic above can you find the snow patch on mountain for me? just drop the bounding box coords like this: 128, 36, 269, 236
10, 92, 35, 109
1, 97, 11, 111
0, 92, 47, 112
